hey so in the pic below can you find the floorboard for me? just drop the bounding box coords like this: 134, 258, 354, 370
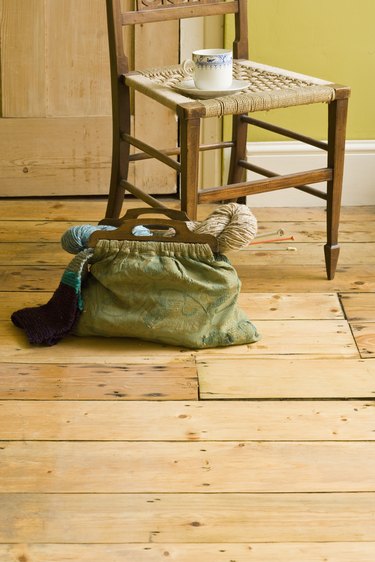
2, 400, 373, 440
1, 543, 375, 562
1, 198, 374, 561
1, 493, 374, 543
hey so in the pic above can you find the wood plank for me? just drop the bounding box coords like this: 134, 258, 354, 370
198, 357, 375, 399
2, 542, 375, 562
0, 197, 182, 221
0, 200, 373, 222
0, 292, 53, 320
1, 319, 357, 360
0, 198, 109, 221
0, 362, 197, 400
239, 292, 343, 320
0, 266, 63, 292
0, 221, 87, 243
351, 323, 375, 358
202, 319, 357, 357
0, 322, 189, 362
0, 493, 374, 542
1, 441, 375, 493
0, 197, 216, 224
0, 243, 68, 266
1, 400, 374, 441
256, 220, 375, 242
0, 0, 46, 117
238, 265, 375, 293
251, 205, 375, 223
0, 117, 112, 197
230, 242, 375, 266
340, 293, 375, 321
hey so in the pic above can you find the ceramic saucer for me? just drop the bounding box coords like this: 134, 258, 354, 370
173, 79, 250, 99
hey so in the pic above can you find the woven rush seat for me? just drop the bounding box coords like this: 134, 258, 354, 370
127, 60, 336, 117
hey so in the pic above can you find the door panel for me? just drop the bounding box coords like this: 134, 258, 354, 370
0, 0, 178, 196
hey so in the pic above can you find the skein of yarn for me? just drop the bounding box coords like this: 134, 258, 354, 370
61, 225, 116, 254
189, 203, 257, 253
61, 224, 151, 254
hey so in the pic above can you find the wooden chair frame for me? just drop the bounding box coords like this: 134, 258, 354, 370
104, 0, 350, 279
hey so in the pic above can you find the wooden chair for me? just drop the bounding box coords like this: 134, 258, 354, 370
104, 0, 350, 279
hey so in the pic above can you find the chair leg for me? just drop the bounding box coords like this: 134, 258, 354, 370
180, 117, 201, 220
324, 97, 349, 280
227, 114, 248, 204
105, 82, 131, 219
228, 114, 248, 184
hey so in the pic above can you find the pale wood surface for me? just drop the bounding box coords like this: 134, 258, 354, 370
0, 1, 178, 196
1, 400, 373, 440
230, 242, 375, 266
238, 292, 344, 319
340, 292, 375, 321
1, 199, 375, 559
0, 361, 197, 400
1, 543, 375, 562
45, 0, 111, 117
257, 220, 375, 242
0, 266, 64, 292
0, 0, 46, 117
0, 117, 112, 197
198, 357, 375, 399
343, 300, 375, 361
1, 200, 374, 221
238, 264, 375, 292
2, 441, 375, 493
1, 493, 374, 543
351, 323, 375, 358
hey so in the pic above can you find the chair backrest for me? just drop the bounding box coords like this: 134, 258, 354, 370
106, 0, 248, 76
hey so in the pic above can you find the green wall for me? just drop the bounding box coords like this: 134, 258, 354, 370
225, 0, 375, 141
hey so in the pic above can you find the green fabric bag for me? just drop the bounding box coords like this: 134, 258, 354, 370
74, 239, 260, 349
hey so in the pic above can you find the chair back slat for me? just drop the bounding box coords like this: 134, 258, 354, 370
122, 0, 238, 25
137, 0, 224, 9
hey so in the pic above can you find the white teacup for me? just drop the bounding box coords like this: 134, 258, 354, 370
182, 49, 233, 90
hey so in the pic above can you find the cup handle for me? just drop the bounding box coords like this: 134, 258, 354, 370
181, 58, 194, 77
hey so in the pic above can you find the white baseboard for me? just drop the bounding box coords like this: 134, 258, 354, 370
242, 140, 375, 207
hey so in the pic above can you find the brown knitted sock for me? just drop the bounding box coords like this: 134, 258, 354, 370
11, 249, 92, 346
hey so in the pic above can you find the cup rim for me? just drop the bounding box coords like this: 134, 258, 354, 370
192, 49, 232, 56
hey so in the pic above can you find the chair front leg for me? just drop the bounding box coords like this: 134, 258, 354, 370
180, 116, 201, 220
325, 96, 349, 280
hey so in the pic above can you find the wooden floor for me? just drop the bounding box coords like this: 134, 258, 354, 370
0, 198, 375, 562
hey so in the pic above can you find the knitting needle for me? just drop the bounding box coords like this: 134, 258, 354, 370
255, 228, 285, 239
250, 235, 295, 246
241, 244, 297, 252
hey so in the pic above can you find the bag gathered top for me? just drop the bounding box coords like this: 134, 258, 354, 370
11, 203, 260, 349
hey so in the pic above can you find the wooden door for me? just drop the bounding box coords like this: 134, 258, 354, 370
0, 0, 178, 197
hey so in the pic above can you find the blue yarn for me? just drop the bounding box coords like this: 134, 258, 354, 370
61, 224, 152, 254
